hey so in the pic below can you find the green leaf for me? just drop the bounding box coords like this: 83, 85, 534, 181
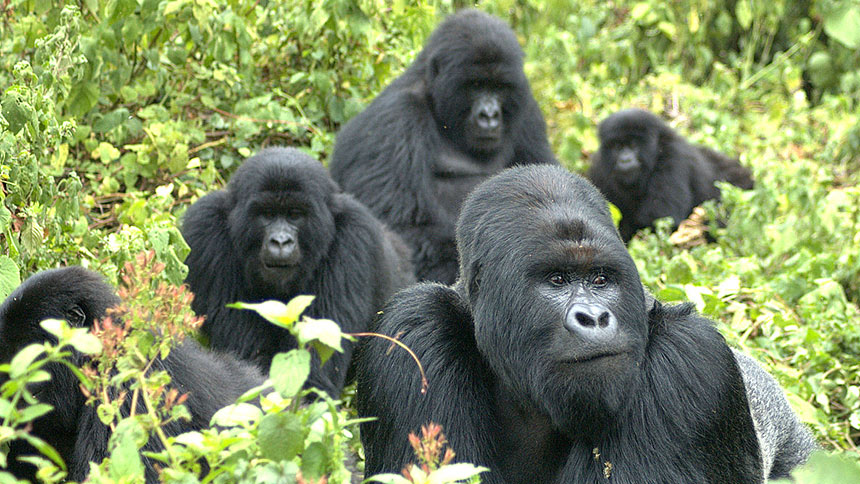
270, 349, 310, 397
823, 4, 860, 49
93, 108, 130, 133
67, 330, 103, 355
20, 433, 66, 470
0, 256, 20, 300
108, 418, 145, 481
66, 82, 100, 118
735, 0, 752, 30
428, 464, 490, 484
9, 345, 46, 379
300, 441, 327, 480
210, 402, 263, 427
257, 412, 304, 461
16, 403, 54, 424
294, 317, 344, 352
107, 0, 138, 25
364, 474, 412, 484
228, 296, 314, 329
1, 94, 29, 134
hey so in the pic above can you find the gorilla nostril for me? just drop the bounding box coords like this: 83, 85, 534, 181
575, 312, 596, 328
598, 312, 610, 328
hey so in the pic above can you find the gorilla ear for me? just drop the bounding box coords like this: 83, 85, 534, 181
429, 55, 441, 81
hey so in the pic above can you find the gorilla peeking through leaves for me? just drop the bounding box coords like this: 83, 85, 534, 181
356, 165, 814, 483
588, 108, 754, 242
182, 147, 414, 398
330, 9, 557, 285
0, 267, 265, 483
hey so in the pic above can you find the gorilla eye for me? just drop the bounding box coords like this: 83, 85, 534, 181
65, 305, 86, 326
548, 273, 567, 286
592, 274, 608, 287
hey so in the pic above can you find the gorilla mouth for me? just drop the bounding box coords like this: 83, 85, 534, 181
568, 350, 630, 365
263, 261, 296, 269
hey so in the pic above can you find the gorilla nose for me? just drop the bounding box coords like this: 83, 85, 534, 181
564, 303, 618, 343
477, 102, 501, 131
266, 232, 296, 260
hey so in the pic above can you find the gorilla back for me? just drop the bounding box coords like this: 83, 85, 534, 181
0, 267, 264, 483
182, 147, 413, 397
356, 165, 812, 483
330, 9, 557, 285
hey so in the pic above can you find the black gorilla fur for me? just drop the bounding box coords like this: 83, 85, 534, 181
588, 108, 754, 242
356, 165, 812, 483
330, 9, 557, 285
0, 267, 264, 483
182, 147, 413, 397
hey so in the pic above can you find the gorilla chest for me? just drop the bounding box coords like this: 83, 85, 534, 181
432, 149, 510, 216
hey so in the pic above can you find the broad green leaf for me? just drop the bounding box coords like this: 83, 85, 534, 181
428, 464, 490, 484
66, 82, 99, 118
1, 94, 29, 134
93, 108, 130, 133
67, 330, 103, 355
0, 256, 20, 300
295, 317, 344, 352
20, 433, 66, 470
270, 349, 311, 397
300, 442, 327, 480
210, 402, 263, 427
735, 0, 752, 30
228, 296, 314, 329
257, 412, 304, 461
364, 474, 412, 484
823, 4, 860, 49
108, 419, 145, 482
16, 403, 54, 424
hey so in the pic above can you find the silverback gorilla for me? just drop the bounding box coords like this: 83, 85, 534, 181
330, 9, 557, 285
0, 267, 264, 483
588, 108, 754, 242
182, 147, 413, 397
356, 165, 814, 483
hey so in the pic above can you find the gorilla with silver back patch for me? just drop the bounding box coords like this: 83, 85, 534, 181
356, 165, 812, 483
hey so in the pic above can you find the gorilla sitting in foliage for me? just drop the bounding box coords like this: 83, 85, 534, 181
182, 147, 413, 397
0, 267, 264, 483
588, 108, 754, 242
330, 9, 557, 285
356, 165, 814, 483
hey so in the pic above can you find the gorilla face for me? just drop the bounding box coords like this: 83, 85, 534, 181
226, 151, 337, 297
597, 112, 661, 188
424, 11, 527, 157
457, 166, 648, 433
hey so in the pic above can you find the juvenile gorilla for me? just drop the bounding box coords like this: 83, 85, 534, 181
356, 165, 814, 483
0, 267, 264, 483
588, 108, 754, 242
183, 147, 413, 397
330, 9, 557, 285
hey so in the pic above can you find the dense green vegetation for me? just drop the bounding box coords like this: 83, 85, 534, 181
1, 0, 859, 482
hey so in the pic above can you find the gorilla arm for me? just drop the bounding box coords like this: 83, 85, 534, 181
356, 284, 502, 483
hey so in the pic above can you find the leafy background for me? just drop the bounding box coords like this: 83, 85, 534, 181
1, 0, 859, 481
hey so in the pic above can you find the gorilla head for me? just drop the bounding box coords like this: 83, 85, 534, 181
0, 266, 118, 364
225, 148, 337, 297
418, 10, 529, 157
594, 108, 665, 188
456, 165, 647, 432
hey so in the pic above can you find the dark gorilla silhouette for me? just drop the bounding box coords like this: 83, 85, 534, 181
356, 165, 813, 483
588, 108, 754, 241
182, 147, 414, 397
0, 267, 264, 483
330, 9, 557, 285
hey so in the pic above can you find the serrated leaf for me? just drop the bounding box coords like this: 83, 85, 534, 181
257, 412, 304, 461
1, 94, 30, 134
16, 403, 54, 424
0, 256, 19, 300
270, 349, 310, 397
68, 331, 103, 355
20, 218, 43, 254
108, 418, 145, 481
